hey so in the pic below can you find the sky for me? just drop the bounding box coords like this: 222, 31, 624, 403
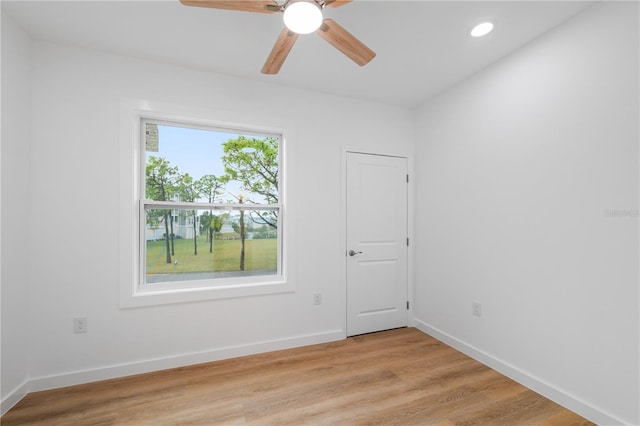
147, 123, 233, 180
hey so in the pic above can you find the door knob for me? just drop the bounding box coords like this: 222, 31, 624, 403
348, 250, 363, 256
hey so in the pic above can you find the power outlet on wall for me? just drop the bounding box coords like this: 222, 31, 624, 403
472, 302, 482, 317
313, 293, 322, 306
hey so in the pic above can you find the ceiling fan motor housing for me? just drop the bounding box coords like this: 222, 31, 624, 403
283, 0, 323, 34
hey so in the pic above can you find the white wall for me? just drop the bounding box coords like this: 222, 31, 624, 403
414, 2, 638, 424
1, 11, 33, 411
19, 39, 414, 391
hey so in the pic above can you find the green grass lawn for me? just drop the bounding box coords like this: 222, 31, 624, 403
146, 235, 277, 275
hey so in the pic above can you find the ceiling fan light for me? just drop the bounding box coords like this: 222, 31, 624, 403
283, 1, 323, 35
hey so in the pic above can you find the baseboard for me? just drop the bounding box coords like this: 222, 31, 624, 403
413, 319, 626, 426
2, 329, 344, 416
1, 379, 30, 416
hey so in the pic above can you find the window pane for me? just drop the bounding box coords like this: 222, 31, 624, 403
144, 123, 279, 205
145, 208, 278, 284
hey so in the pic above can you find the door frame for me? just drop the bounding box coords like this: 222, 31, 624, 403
341, 146, 415, 337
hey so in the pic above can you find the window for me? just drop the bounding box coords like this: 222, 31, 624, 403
141, 119, 282, 292
118, 99, 294, 308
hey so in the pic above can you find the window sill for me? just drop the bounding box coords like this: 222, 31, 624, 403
120, 278, 294, 308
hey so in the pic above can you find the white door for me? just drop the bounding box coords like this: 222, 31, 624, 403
346, 152, 408, 337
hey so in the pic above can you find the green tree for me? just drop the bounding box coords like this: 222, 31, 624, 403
200, 212, 225, 243
228, 194, 247, 271
177, 173, 200, 256
222, 136, 278, 229
254, 224, 276, 239
200, 211, 212, 237
211, 214, 224, 239
194, 175, 225, 253
146, 156, 178, 264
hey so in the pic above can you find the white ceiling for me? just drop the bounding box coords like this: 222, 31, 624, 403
2, 0, 595, 107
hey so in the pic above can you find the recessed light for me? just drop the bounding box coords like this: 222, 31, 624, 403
470, 22, 494, 38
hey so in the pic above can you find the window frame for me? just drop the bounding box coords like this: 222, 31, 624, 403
119, 100, 293, 308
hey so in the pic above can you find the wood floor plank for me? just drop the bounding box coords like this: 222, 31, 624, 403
451, 389, 565, 426
534, 410, 597, 426
354, 385, 492, 426
1, 328, 595, 426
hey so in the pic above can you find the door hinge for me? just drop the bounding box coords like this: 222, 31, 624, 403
407, 237, 409, 246
406, 174, 409, 183
407, 301, 410, 310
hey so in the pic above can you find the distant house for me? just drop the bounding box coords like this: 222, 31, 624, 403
145, 210, 200, 241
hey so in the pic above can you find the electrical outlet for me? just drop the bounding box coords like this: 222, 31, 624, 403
74, 317, 87, 333
313, 293, 322, 306
472, 302, 482, 317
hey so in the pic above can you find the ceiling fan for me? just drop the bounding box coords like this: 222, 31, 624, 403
179, 0, 376, 74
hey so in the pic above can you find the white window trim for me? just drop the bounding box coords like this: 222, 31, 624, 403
119, 99, 295, 308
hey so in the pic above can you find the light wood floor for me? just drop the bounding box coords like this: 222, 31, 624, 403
2, 327, 594, 425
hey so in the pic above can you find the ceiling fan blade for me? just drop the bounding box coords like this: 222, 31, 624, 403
262, 29, 299, 74
324, 0, 352, 8
317, 19, 375, 67
179, 0, 279, 14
